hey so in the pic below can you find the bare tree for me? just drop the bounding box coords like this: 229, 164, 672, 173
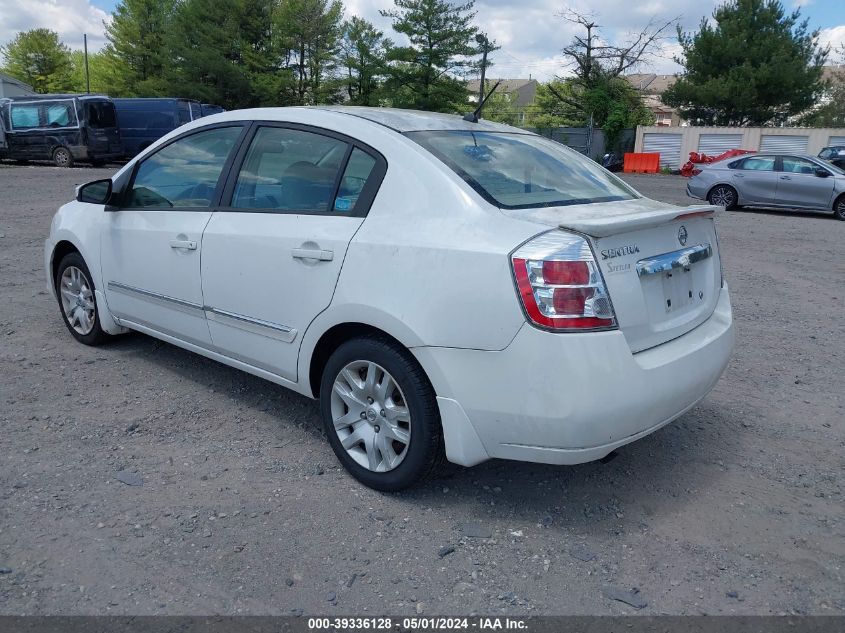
558, 8, 678, 90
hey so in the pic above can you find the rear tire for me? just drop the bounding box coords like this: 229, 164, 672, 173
707, 184, 738, 210
53, 147, 74, 168
319, 335, 445, 491
55, 252, 110, 345
834, 195, 845, 221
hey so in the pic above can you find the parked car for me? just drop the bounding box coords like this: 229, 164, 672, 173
0, 94, 122, 167
687, 153, 845, 220
819, 146, 845, 170
113, 98, 203, 157
201, 103, 226, 116
44, 107, 734, 490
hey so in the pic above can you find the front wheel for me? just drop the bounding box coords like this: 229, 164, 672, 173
320, 335, 445, 491
55, 252, 110, 345
834, 195, 845, 221
707, 184, 738, 210
53, 146, 74, 168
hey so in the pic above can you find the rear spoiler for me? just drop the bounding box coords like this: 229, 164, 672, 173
559, 205, 720, 238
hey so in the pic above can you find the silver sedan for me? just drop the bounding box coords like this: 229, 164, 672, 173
687, 153, 845, 220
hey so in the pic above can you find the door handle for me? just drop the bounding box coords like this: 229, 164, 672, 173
170, 239, 197, 250
292, 248, 334, 261
733, 173, 744, 178
779, 176, 791, 180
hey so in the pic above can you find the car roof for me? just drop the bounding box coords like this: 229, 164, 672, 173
313, 106, 530, 134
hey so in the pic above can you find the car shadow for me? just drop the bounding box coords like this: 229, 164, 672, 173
734, 206, 834, 220
102, 331, 737, 528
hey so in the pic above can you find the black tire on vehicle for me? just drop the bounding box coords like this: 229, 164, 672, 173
55, 252, 110, 345
53, 146, 74, 168
319, 335, 446, 491
707, 184, 739, 210
834, 195, 845, 221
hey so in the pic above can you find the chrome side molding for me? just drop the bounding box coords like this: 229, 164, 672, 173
636, 243, 712, 277
107, 281, 205, 316
107, 281, 297, 343
205, 307, 297, 343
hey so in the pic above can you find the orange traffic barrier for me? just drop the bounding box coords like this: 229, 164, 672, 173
623, 152, 660, 174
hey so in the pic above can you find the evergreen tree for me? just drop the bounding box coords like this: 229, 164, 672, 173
662, 0, 827, 126
165, 0, 281, 108
339, 17, 392, 106
276, 0, 345, 105
0, 29, 74, 93
380, 0, 480, 112
104, 0, 175, 95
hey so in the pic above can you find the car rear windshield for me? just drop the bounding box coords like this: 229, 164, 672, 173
407, 130, 638, 209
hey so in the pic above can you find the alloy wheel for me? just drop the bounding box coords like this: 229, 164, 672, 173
59, 266, 96, 336
710, 186, 735, 208
54, 148, 70, 167
330, 360, 412, 472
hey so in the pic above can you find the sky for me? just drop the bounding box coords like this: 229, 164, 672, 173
0, 0, 842, 81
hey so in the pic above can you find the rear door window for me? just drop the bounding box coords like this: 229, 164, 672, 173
737, 156, 775, 171
334, 148, 376, 212
230, 126, 349, 213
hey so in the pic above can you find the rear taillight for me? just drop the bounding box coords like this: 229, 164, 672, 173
511, 231, 617, 332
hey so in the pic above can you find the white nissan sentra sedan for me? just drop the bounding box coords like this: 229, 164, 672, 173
45, 107, 734, 490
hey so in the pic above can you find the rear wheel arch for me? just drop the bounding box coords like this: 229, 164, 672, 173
308, 322, 422, 399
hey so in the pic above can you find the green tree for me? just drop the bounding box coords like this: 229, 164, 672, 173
553, 9, 675, 126
0, 29, 74, 93
104, 0, 175, 95
276, 0, 345, 105
165, 0, 282, 108
339, 17, 392, 105
480, 85, 519, 126
592, 77, 655, 148
524, 80, 582, 128
68, 49, 131, 96
662, 0, 827, 126
380, 0, 480, 112
802, 74, 845, 127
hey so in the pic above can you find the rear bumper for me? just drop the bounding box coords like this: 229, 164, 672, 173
414, 285, 734, 466
686, 181, 706, 200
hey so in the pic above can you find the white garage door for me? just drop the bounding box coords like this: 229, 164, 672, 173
698, 133, 743, 156
759, 135, 809, 153
642, 133, 683, 168
828, 136, 845, 146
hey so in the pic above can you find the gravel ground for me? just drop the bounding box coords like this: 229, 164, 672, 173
0, 164, 843, 616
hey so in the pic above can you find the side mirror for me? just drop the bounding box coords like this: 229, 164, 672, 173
77, 179, 113, 204
815, 167, 830, 178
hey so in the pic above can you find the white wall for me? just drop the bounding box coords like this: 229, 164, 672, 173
635, 125, 845, 168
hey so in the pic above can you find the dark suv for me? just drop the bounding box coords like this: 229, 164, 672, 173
819, 146, 845, 170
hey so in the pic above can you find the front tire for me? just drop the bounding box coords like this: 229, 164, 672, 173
55, 252, 110, 345
707, 184, 738, 210
53, 146, 74, 168
319, 335, 445, 491
834, 195, 845, 221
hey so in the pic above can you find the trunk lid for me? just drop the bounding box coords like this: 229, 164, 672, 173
503, 198, 723, 352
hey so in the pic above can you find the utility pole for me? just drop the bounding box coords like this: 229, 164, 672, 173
475, 33, 489, 107
83, 33, 90, 94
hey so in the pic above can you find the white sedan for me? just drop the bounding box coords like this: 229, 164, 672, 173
45, 107, 734, 490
